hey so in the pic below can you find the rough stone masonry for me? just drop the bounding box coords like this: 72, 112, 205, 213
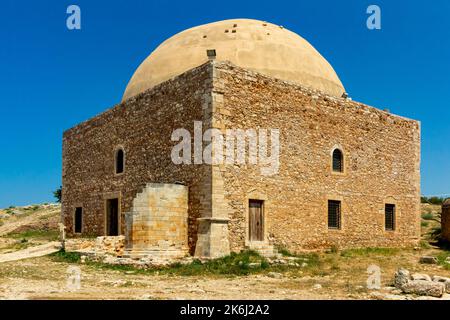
62, 60, 421, 258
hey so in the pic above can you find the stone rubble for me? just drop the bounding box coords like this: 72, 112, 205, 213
419, 256, 438, 264
394, 268, 449, 298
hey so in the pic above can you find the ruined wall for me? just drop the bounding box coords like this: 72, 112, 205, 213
62, 63, 215, 254
211, 61, 421, 251
442, 200, 450, 242
124, 183, 189, 258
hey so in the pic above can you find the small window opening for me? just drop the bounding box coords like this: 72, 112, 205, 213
385, 204, 395, 231
328, 200, 341, 229
116, 149, 124, 174
74, 207, 82, 233
332, 149, 343, 173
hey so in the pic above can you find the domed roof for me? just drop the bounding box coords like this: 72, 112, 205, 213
122, 19, 345, 101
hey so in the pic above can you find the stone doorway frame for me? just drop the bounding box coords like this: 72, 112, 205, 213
103, 191, 122, 236
244, 189, 269, 247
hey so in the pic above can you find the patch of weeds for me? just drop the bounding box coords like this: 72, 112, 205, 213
419, 240, 432, 249
50, 250, 82, 263
299, 253, 321, 268
436, 251, 450, 270
278, 252, 323, 275
51, 250, 310, 277
276, 246, 296, 257
163, 250, 270, 276
0, 220, 3, 227
8, 230, 59, 241
340, 247, 398, 258
330, 261, 340, 271
421, 221, 429, 228
429, 226, 442, 240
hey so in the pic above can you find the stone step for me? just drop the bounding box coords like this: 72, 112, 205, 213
245, 243, 278, 258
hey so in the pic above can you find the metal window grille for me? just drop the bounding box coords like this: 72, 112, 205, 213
332, 149, 343, 172
385, 204, 395, 231
328, 200, 341, 229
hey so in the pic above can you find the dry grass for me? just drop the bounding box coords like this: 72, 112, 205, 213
0, 202, 448, 299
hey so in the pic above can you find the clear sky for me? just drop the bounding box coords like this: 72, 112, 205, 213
1, 0, 449, 207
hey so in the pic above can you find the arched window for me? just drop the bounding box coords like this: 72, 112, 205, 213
115, 148, 124, 174
332, 149, 343, 173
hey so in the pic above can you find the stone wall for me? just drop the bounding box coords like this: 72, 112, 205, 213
210, 61, 421, 252
124, 183, 189, 258
442, 200, 450, 242
62, 63, 215, 255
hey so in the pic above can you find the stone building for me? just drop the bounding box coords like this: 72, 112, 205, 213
442, 199, 450, 242
62, 19, 421, 259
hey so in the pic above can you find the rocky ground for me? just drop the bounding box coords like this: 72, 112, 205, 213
0, 203, 449, 300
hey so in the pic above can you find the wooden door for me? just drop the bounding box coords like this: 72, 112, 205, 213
249, 200, 264, 241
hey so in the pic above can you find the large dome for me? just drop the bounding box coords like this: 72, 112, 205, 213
122, 19, 345, 101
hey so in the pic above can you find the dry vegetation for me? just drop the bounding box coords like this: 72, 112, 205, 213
0, 203, 449, 300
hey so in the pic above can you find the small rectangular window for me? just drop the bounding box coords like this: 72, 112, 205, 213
385, 204, 395, 231
328, 200, 341, 229
75, 207, 83, 233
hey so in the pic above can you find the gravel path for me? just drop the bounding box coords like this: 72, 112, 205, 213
0, 242, 60, 263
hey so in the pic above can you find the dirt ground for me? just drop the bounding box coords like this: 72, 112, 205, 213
0, 203, 449, 300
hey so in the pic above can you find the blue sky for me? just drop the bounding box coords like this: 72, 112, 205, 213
1, 0, 449, 207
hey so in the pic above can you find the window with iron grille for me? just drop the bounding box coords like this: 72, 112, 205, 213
332, 149, 343, 172
328, 200, 341, 229
74, 207, 82, 233
385, 204, 395, 231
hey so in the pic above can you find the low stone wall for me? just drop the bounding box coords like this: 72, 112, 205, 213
95, 236, 125, 257
66, 236, 125, 257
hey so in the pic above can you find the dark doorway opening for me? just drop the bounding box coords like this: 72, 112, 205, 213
106, 198, 119, 236
249, 199, 264, 241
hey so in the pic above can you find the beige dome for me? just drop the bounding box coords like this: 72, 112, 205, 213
122, 19, 345, 101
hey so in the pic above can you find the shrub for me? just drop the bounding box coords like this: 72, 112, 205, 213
53, 186, 62, 203
429, 226, 442, 240
421, 196, 445, 205
421, 213, 434, 220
